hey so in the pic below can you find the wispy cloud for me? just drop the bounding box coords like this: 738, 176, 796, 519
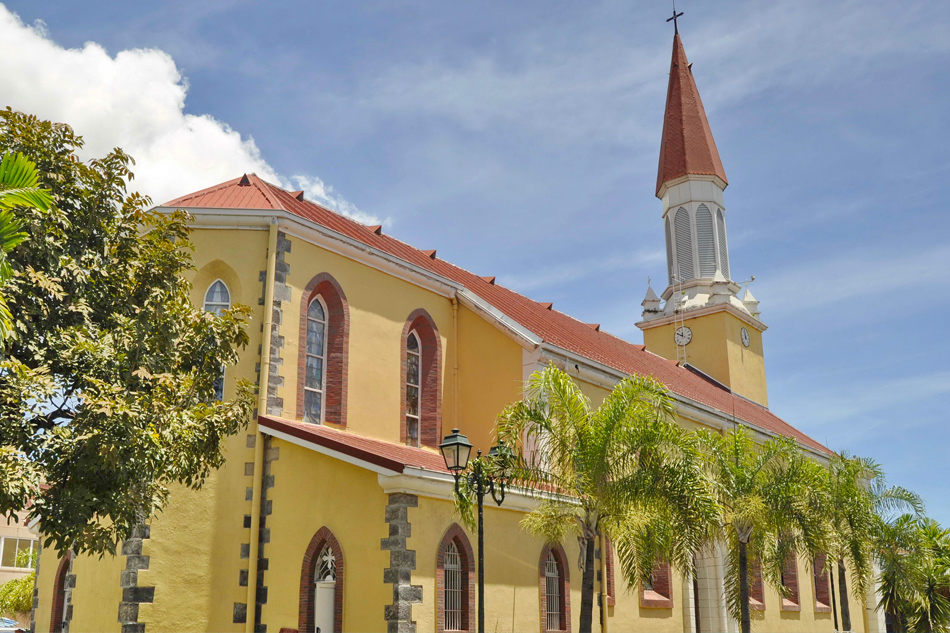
0, 5, 375, 223
498, 248, 664, 292
757, 244, 950, 316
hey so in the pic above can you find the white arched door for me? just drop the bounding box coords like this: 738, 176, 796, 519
314, 545, 336, 633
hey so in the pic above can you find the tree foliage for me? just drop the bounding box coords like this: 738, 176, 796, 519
0, 109, 254, 556
491, 365, 718, 633
0, 546, 36, 618
698, 426, 830, 632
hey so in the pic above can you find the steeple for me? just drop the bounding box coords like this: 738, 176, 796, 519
656, 33, 728, 198
638, 27, 769, 407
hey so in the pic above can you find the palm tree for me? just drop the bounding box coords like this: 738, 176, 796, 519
697, 426, 829, 633
494, 365, 718, 633
825, 453, 924, 631
0, 151, 51, 340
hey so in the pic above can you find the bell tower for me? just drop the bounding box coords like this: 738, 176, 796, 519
637, 28, 769, 406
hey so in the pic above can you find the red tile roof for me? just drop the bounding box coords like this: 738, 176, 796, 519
656, 33, 728, 197
259, 414, 450, 474
163, 175, 827, 454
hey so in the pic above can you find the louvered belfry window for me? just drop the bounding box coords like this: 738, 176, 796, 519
545, 553, 562, 630
444, 541, 463, 630
665, 217, 675, 285
696, 204, 716, 277
674, 207, 695, 281
716, 209, 730, 280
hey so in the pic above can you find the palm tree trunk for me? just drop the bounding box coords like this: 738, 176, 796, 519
739, 540, 751, 633
579, 536, 596, 633
837, 557, 851, 631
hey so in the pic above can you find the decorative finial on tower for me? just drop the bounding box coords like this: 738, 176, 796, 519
666, 3, 684, 35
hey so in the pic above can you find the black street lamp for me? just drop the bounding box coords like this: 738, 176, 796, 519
439, 428, 511, 633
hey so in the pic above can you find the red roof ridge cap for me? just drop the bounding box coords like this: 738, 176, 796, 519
368, 224, 383, 235
250, 175, 290, 211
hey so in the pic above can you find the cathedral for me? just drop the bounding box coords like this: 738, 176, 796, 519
31, 28, 883, 633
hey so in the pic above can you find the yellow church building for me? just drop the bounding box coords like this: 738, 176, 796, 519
31, 30, 884, 633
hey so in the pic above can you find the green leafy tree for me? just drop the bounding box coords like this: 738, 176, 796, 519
697, 426, 830, 633
825, 452, 923, 631
493, 365, 718, 633
0, 109, 254, 555
0, 151, 51, 340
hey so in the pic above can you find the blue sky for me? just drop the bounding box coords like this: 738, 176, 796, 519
2, 0, 948, 522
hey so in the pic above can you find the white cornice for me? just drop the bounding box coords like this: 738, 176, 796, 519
636, 302, 768, 332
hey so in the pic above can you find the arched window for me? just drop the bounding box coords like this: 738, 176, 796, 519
674, 207, 695, 281
299, 527, 344, 633
405, 331, 421, 446
781, 552, 801, 611
716, 209, 730, 281
298, 273, 349, 427
204, 280, 231, 401
401, 310, 442, 448
304, 297, 328, 423
50, 551, 72, 633
539, 543, 570, 633
696, 204, 716, 277
437, 524, 474, 633
203, 279, 230, 315
812, 554, 832, 613
639, 561, 674, 608
664, 217, 675, 285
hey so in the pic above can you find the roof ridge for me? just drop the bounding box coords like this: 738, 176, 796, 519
162, 175, 245, 207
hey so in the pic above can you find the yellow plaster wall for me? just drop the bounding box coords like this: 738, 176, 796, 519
66, 551, 124, 633
259, 439, 392, 632
33, 546, 60, 633
641, 310, 768, 406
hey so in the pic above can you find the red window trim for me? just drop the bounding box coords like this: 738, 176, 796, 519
539, 542, 571, 633
298, 526, 345, 633
400, 309, 442, 448
639, 561, 674, 609
297, 273, 349, 427
604, 536, 615, 607
50, 550, 72, 633
813, 554, 833, 614
781, 553, 801, 612
749, 558, 766, 611
436, 524, 475, 633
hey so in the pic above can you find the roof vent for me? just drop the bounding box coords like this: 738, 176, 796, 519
422, 249, 437, 259
588, 323, 601, 331
480, 276, 496, 285
368, 225, 383, 235
540, 302, 553, 310
238, 174, 251, 186
290, 190, 305, 201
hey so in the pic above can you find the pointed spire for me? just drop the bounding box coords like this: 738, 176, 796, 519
656, 33, 728, 197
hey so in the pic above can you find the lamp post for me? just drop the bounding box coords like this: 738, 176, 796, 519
439, 428, 510, 633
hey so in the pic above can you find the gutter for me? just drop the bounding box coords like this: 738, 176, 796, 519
245, 220, 278, 633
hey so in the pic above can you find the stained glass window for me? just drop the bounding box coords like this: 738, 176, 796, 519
406, 331, 421, 446
305, 298, 328, 423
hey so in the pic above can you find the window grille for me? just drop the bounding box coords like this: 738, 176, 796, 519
406, 331, 421, 446
716, 209, 730, 280
316, 544, 336, 582
203, 280, 231, 401
305, 298, 328, 423
696, 204, 716, 277
545, 553, 562, 630
674, 207, 695, 281
444, 542, 463, 630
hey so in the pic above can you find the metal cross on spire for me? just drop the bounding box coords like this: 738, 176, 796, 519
667, 3, 684, 34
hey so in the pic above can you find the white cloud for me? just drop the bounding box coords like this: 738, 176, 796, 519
498, 248, 664, 292
0, 5, 376, 223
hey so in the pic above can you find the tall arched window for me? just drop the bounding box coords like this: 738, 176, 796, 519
716, 209, 730, 280
696, 204, 716, 277
298, 273, 349, 427
539, 543, 570, 633
674, 207, 695, 281
203, 280, 231, 401
401, 310, 441, 448
299, 527, 344, 633
437, 524, 474, 633
304, 297, 328, 423
405, 330, 421, 446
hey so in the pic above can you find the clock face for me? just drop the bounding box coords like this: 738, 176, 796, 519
674, 326, 692, 346
741, 327, 751, 347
